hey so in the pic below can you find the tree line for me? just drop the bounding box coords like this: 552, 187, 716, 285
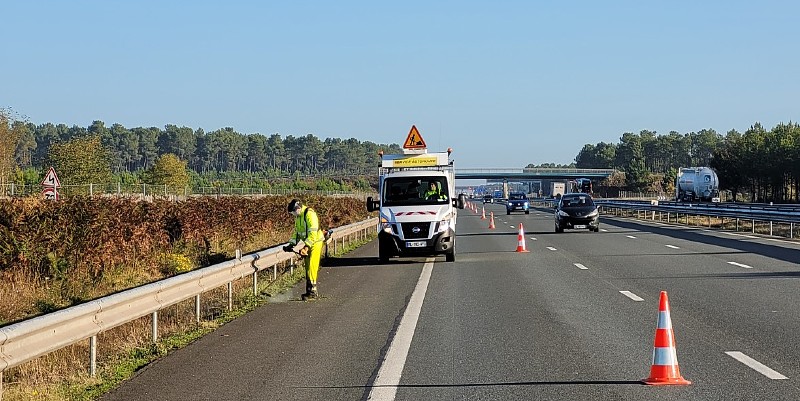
573, 122, 800, 202
10, 119, 403, 177
3, 111, 799, 202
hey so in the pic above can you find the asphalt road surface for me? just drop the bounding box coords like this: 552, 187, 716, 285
101, 202, 800, 401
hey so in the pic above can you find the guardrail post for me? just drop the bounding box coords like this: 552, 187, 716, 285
151, 312, 158, 343
253, 270, 258, 296
90, 335, 97, 377
770, 221, 773, 236
736, 218, 739, 232
227, 282, 233, 311
791, 223, 794, 239
708, 216, 711, 228
752, 219, 756, 234
195, 295, 201, 324
272, 265, 277, 281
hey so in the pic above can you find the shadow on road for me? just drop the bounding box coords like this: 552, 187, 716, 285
297, 379, 644, 389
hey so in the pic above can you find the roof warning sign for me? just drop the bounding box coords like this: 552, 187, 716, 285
403, 125, 427, 149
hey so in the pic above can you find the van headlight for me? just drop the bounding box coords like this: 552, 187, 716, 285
435, 220, 450, 233
381, 222, 395, 234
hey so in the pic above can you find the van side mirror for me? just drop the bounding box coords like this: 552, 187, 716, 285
366, 196, 379, 212
454, 194, 466, 209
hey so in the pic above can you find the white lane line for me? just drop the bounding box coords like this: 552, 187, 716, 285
574, 263, 588, 270
546, 247, 557, 251
509, 225, 515, 229
600, 229, 609, 232
619, 291, 644, 301
725, 351, 788, 380
626, 235, 637, 239
665, 245, 680, 249
368, 258, 435, 400
529, 237, 537, 241
728, 261, 753, 269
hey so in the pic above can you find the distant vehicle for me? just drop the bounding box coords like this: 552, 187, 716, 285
506, 192, 530, 214
573, 178, 592, 194
554, 193, 600, 233
550, 182, 565, 198
676, 167, 720, 202
483, 194, 493, 204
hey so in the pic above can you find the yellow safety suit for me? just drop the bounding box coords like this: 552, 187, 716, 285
289, 206, 325, 294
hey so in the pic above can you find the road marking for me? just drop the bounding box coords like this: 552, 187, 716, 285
626, 235, 637, 239
619, 291, 644, 301
725, 351, 788, 380
368, 258, 435, 400
529, 237, 537, 241
509, 225, 515, 228
655, 222, 667, 226
728, 261, 753, 269
665, 245, 680, 249
574, 263, 588, 270
600, 229, 608, 232
546, 247, 557, 251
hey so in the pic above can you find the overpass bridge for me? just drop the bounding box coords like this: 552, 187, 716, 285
454, 168, 618, 196
455, 168, 617, 180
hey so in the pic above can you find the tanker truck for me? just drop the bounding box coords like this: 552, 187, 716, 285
676, 167, 720, 202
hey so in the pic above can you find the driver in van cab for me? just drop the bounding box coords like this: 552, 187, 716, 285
425, 182, 446, 200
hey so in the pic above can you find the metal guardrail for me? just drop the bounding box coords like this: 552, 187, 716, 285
0, 217, 377, 383
594, 200, 799, 239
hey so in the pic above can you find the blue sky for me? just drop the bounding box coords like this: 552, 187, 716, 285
3, 1, 798, 168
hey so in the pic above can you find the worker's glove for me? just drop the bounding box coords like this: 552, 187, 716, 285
282, 244, 293, 252
299, 246, 310, 257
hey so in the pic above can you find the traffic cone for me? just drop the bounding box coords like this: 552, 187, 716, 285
642, 291, 691, 385
481, 206, 486, 220
515, 223, 529, 252
488, 212, 495, 229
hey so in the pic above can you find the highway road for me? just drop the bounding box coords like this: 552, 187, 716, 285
101, 202, 800, 401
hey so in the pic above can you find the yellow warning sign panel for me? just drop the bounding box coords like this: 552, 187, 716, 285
403, 125, 427, 149
392, 156, 439, 167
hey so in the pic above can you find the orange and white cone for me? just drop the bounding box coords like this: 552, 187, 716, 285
515, 223, 529, 252
642, 291, 691, 385
481, 206, 487, 220
488, 212, 495, 229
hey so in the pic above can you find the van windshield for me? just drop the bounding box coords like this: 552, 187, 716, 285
383, 177, 450, 206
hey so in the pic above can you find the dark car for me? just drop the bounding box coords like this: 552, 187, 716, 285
554, 193, 599, 232
483, 195, 493, 204
506, 192, 530, 214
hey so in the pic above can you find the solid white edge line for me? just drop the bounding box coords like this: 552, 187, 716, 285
725, 351, 788, 380
368, 258, 435, 400
727, 261, 753, 269
619, 290, 644, 301
665, 245, 680, 249
626, 235, 637, 239
574, 263, 588, 270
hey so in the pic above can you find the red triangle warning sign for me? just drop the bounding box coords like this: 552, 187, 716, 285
403, 125, 427, 149
41, 166, 61, 188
